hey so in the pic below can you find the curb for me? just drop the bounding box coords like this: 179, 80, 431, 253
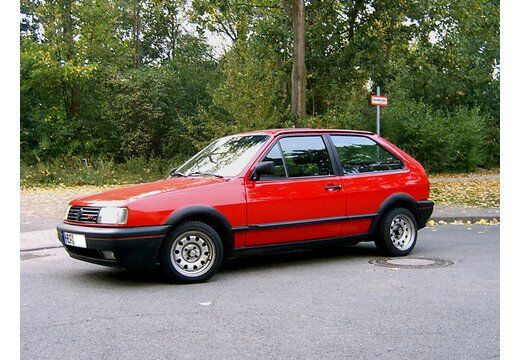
431, 215, 500, 223
20, 245, 63, 252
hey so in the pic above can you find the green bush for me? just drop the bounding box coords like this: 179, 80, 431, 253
21, 98, 497, 187
382, 100, 490, 172
302, 99, 493, 173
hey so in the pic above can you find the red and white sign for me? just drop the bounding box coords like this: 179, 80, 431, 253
371, 95, 388, 107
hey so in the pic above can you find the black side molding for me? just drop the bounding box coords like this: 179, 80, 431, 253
232, 214, 377, 232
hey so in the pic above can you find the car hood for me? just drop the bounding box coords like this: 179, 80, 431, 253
72, 177, 226, 206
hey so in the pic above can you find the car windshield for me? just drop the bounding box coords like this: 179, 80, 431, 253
176, 135, 270, 177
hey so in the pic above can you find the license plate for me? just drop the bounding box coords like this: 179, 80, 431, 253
63, 232, 87, 248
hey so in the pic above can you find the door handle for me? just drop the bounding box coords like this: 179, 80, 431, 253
324, 184, 342, 191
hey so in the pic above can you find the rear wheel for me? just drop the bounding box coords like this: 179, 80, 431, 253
160, 221, 223, 283
375, 207, 418, 256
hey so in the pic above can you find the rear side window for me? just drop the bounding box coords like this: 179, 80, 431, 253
330, 135, 404, 175
278, 136, 334, 177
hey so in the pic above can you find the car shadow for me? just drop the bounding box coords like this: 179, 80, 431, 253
221, 242, 379, 273
71, 267, 167, 287
71, 242, 380, 287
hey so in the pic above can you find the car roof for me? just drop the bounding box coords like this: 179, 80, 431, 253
238, 128, 375, 136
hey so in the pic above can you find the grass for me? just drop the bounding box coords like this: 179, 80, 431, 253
20, 157, 180, 188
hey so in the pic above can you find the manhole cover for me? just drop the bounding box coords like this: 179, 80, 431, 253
369, 257, 453, 269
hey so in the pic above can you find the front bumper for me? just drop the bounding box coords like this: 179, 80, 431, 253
57, 223, 171, 269
417, 200, 434, 229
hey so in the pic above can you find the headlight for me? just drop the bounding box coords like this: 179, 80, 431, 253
97, 207, 128, 224
64, 205, 71, 220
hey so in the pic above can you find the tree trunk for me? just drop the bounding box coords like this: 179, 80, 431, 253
291, 0, 306, 127
168, 3, 180, 60
61, 0, 80, 119
347, 0, 364, 41
132, 0, 142, 67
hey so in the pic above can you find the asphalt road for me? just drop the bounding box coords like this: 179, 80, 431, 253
21, 225, 499, 360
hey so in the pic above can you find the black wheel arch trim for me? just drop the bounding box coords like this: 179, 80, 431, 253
370, 193, 422, 233
164, 205, 235, 256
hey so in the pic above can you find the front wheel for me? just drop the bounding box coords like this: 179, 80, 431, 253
160, 221, 223, 284
375, 207, 418, 256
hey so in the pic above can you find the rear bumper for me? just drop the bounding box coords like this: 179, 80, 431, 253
417, 200, 434, 229
57, 223, 171, 269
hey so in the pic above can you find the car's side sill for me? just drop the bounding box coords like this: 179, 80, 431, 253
231, 233, 372, 258
231, 214, 377, 232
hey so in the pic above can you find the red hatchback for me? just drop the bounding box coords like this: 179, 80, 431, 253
57, 129, 434, 283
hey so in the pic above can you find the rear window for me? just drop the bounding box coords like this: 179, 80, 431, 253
330, 135, 404, 175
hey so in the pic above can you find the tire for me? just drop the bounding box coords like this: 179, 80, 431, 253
375, 207, 418, 256
160, 221, 224, 284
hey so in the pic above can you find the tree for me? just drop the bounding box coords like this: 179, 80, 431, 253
141, 0, 186, 62
20, 0, 500, 172
190, 0, 275, 43
290, 0, 306, 125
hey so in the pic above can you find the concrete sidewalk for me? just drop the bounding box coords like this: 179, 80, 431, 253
431, 204, 499, 223
20, 229, 60, 251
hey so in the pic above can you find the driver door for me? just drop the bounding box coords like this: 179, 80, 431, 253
245, 135, 346, 247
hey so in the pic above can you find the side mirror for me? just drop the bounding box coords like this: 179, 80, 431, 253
251, 161, 275, 180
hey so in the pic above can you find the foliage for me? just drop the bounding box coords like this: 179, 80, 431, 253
381, 99, 491, 172
20, 0, 500, 183
213, 40, 291, 131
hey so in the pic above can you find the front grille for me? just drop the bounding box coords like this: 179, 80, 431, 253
67, 206, 101, 223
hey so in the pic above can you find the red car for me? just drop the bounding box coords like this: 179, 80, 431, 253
57, 129, 434, 283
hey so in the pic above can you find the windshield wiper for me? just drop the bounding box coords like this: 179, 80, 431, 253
187, 171, 224, 179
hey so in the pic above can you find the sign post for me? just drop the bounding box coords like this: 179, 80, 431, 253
376, 87, 381, 136
370, 87, 388, 136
